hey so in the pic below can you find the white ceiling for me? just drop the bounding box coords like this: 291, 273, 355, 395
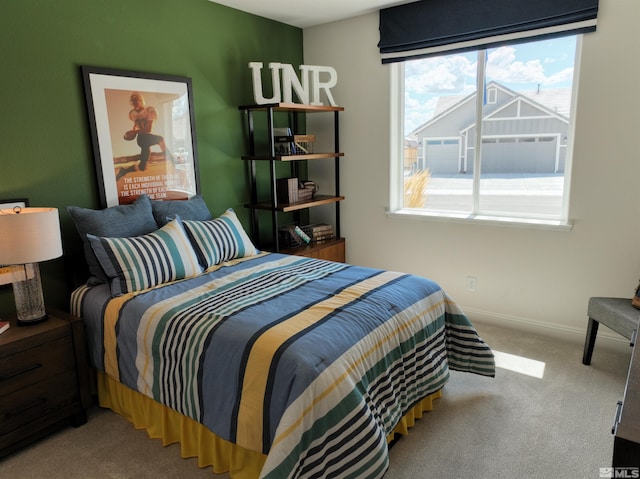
210, 0, 413, 28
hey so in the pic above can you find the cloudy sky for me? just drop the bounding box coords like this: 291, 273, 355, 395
404, 35, 577, 134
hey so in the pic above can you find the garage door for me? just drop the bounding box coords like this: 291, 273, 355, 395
480, 136, 557, 174
424, 139, 460, 174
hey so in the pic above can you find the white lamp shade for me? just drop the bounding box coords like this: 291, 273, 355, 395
0, 207, 63, 264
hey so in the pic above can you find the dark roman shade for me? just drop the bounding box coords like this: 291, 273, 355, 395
379, 0, 599, 63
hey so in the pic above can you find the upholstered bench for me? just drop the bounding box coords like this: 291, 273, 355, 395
582, 297, 639, 365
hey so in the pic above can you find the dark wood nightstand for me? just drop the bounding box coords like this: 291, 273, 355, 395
613, 330, 640, 466
0, 309, 91, 457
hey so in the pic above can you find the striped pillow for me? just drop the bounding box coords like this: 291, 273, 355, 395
182, 208, 258, 269
88, 218, 202, 296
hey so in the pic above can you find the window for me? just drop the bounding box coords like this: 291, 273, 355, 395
487, 87, 497, 104
395, 35, 580, 226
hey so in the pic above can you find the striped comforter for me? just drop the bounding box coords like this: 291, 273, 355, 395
73, 253, 494, 478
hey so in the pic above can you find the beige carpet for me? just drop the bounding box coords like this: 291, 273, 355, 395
0, 321, 631, 479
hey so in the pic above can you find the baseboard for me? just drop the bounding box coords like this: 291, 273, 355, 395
462, 305, 631, 353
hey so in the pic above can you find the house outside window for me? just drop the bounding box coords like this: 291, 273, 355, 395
396, 35, 579, 226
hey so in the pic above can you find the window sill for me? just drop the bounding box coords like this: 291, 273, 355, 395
386, 209, 573, 231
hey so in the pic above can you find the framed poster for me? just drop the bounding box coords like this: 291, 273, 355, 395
0, 198, 29, 286
81, 66, 200, 208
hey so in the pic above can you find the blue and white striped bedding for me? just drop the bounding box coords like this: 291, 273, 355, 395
72, 252, 494, 478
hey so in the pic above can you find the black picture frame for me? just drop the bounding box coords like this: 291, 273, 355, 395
81, 66, 200, 208
0, 198, 29, 210
0, 198, 29, 287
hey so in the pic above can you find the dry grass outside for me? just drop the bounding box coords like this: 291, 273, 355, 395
404, 169, 430, 208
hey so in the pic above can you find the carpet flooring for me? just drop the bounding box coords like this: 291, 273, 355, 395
0, 321, 631, 479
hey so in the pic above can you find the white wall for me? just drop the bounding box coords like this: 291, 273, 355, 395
303, 0, 640, 344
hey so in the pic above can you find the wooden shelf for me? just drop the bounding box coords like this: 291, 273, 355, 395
242, 152, 344, 162
247, 195, 344, 213
239, 102, 344, 113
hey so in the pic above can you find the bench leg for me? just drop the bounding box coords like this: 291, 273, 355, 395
582, 318, 599, 365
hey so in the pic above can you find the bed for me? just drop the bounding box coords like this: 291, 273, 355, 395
67, 195, 495, 478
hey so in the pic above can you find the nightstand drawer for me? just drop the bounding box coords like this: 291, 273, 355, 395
0, 336, 75, 396
0, 370, 78, 435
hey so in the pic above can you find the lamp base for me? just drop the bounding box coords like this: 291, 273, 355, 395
11, 263, 48, 326
17, 313, 49, 326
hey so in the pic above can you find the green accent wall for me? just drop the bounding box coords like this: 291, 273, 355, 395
0, 0, 303, 315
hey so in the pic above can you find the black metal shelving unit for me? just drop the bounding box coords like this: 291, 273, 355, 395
239, 102, 345, 256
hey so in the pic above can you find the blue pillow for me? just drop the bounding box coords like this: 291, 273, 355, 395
88, 218, 202, 296
151, 195, 212, 227
182, 208, 258, 269
67, 195, 158, 284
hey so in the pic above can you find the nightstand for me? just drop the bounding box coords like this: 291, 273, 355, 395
613, 330, 640, 466
0, 309, 91, 457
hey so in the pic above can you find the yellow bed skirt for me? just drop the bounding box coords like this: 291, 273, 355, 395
97, 370, 442, 478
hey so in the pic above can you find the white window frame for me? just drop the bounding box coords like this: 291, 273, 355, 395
388, 38, 582, 231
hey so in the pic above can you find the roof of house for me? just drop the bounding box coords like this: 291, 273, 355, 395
520, 87, 572, 116
413, 81, 572, 136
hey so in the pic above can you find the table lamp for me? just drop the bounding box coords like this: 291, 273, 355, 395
0, 206, 63, 325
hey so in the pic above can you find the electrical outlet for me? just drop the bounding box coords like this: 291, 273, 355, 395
466, 276, 477, 292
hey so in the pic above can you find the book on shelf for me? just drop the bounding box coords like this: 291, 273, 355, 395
273, 127, 295, 155
313, 234, 335, 242
297, 188, 313, 202
276, 177, 299, 203
311, 224, 334, 241
311, 223, 333, 233
0, 320, 9, 335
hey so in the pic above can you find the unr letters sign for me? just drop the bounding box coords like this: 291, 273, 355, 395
249, 62, 337, 106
